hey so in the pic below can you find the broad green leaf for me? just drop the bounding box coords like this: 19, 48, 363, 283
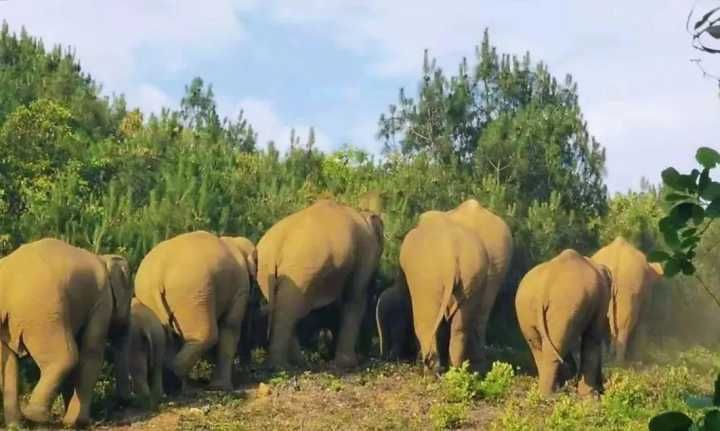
704, 410, 720, 431
648, 250, 671, 263
707, 199, 720, 218
669, 203, 700, 226
661, 228, 681, 250
702, 182, 720, 201
665, 259, 682, 277
648, 411, 693, 431
682, 228, 698, 238
700, 168, 711, 193
666, 192, 692, 203
662, 168, 686, 191
692, 205, 705, 225
681, 236, 699, 249
714, 374, 720, 406
681, 260, 696, 276
697, 147, 720, 169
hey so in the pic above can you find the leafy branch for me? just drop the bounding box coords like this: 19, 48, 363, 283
649, 147, 720, 277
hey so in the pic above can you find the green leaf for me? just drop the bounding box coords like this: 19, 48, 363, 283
681, 260, 696, 276
692, 205, 705, 225
665, 259, 682, 277
704, 410, 720, 431
648, 411, 693, 431
682, 228, 699, 238
669, 203, 701, 227
666, 193, 692, 203
648, 250, 671, 263
714, 374, 720, 406
681, 236, 699, 250
707, 199, 720, 218
702, 182, 720, 201
662, 168, 687, 191
700, 168, 711, 194
697, 147, 720, 169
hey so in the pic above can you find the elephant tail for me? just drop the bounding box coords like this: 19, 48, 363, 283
376, 291, 386, 358
158, 286, 184, 342
423, 261, 458, 365
266, 264, 279, 342
539, 303, 564, 364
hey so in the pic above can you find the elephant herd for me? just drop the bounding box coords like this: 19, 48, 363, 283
0, 198, 663, 427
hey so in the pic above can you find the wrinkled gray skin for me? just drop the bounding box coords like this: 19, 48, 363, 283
375, 283, 417, 361
116, 299, 168, 410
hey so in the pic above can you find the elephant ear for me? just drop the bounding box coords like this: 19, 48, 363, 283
597, 263, 618, 336
364, 212, 385, 247
102, 255, 133, 326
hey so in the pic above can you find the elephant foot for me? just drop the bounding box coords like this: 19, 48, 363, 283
578, 389, 601, 401
331, 353, 359, 370
207, 379, 234, 392
63, 414, 91, 429
22, 404, 51, 424
116, 393, 133, 407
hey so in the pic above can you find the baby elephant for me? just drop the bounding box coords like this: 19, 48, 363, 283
375, 284, 417, 361
515, 249, 612, 397
117, 299, 167, 409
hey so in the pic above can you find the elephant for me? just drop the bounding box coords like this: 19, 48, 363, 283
375, 281, 417, 361
515, 249, 612, 397
591, 236, 663, 363
400, 210, 490, 370
441, 199, 513, 350
0, 238, 132, 427
134, 231, 252, 392
256, 198, 384, 368
116, 298, 167, 409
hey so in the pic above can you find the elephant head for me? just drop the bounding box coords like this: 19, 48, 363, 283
375, 281, 416, 361
360, 211, 385, 257
221, 236, 257, 280
100, 254, 133, 331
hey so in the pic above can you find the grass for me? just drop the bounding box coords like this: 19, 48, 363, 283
4, 344, 719, 430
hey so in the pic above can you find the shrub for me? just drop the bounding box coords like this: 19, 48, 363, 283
478, 361, 515, 400
429, 402, 468, 430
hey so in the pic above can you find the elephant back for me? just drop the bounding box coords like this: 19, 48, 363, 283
446, 199, 513, 288
0, 238, 111, 353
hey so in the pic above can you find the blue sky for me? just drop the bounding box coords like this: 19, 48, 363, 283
2, 0, 719, 192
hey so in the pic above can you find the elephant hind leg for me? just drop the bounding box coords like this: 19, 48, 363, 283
1, 341, 21, 426
171, 302, 219, 380
130, 349, 151, 407
24, 328, 79, 424
209, 290, 248, 390
268, 279, 307, 368
449, 307, 472, 368
577, 332, 603, 397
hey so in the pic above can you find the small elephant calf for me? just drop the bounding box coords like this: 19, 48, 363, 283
117, 299, 167, 409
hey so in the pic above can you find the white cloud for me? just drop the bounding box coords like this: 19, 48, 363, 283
132, 84, 175, 115
263, 1, 720, 191
226, 98, 333, 153
3, 1, 720, 191
0, 0, 250, 97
